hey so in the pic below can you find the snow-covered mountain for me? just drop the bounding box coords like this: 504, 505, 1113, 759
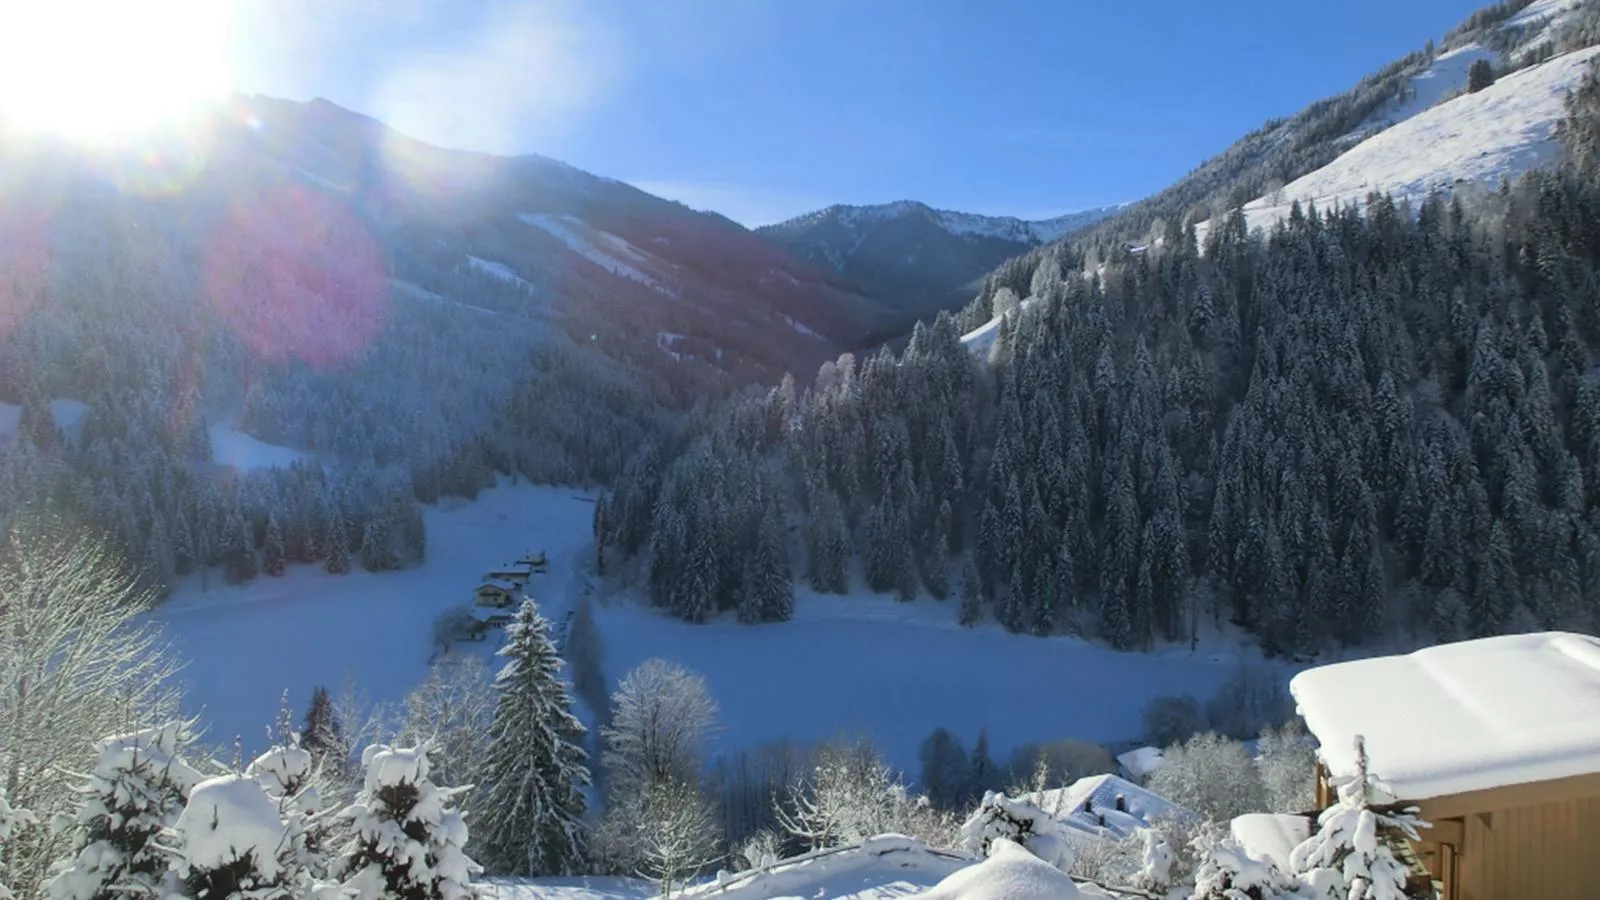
233, 97, 900, 380
757, 200, 1120, 323
1201, 42, 1600, 242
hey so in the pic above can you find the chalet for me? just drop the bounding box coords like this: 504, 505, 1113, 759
1025, 773, 1190, 843
483, 564, 532, 585
1291, 631, 1600, 900
474, 578, 520, 608
470, 605, 513, 632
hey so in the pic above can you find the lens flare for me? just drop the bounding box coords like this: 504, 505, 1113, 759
0, 0, 231, 141
204, 183, 387, 369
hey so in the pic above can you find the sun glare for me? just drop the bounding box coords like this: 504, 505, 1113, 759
0, 0, 232, 141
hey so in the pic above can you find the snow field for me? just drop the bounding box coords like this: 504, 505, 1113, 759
208, 425, 306, 471
157, 481, 1259, 781
154, 483, 598, 754
592, 585, 1243, 776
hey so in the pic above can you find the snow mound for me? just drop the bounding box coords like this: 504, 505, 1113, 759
1222, 45, 1600, 241
247, 745, 314, 796
518, 213, 671, 293
361, 744, 429, 791
209, 426, 305, 471
1230, 813, 1312, 874
477, 877, 656, 899
918, 839, 1083, 900
1291, 631, 1600, 800
175, 775, 289, 877
1115, 747, 1164, 781
678, 836, 970, 900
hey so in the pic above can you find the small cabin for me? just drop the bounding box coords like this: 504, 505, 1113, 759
1291, 632, 1600, 900
474, 579, 519, 608
484, 564, 532, 585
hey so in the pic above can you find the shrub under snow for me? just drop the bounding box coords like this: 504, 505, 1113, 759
338, 744, 479, 900
172, 774, 294, 898
45, 721, 202, 900
957, 791, 1076, 873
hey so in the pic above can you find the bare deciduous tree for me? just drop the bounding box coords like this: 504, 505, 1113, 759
633, 778, 722, 898
398, 656, 495, 793
601, 659, 718, 798
0, 520, 182, 896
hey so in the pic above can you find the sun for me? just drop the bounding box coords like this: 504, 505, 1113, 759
0, 0, 232, 141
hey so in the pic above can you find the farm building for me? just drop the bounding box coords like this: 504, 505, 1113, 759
483, 563, 532, 585
1291, 631, 1600, 900
474, 578, 520, 608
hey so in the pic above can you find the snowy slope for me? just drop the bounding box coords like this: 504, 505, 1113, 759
592, 589, 1248, 777
154, 483, 597, 752
1219, 45, 1600, 239
1347, 43, 1499, 138
960, 296, 1042, 358
468, 256, 537, 290
517, 213, 672, 294
677, 836, 971, 900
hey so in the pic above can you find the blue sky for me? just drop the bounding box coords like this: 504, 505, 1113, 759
231, 0, 1487, 226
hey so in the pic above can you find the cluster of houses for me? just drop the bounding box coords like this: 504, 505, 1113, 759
466, 551, 547, 636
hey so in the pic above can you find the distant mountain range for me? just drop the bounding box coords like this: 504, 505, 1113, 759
757, 200, 1121, 323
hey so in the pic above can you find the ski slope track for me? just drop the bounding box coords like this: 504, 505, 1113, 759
1226, 45, 1600, 238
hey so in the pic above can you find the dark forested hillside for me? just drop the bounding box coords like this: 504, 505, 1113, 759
598, 59, 1600, 655
0, 94, 895, 600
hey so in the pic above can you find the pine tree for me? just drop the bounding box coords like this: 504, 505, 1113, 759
475, 599, 591, 876
324, 508, 351, 575
0, 788, 35, 900
1290, 736, 1427, 899
959, 560, 982, 626
45, 722, 202, 900
247, 740, 333, 891
170, 774, 294, 900
967, 729, 997, 803
263, 513, 287, 577
301, 687, 347, 774
338, 745, 478, 900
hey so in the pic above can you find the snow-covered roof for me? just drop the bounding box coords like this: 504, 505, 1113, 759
1229, 813, 1312, 873
1028, 774, 1188, 841
1115, 746, 1164, 780
477, 579, 520, 592
1291, 632, 1600, 800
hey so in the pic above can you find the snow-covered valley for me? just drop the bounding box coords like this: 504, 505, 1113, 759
155, 483, 1254, 770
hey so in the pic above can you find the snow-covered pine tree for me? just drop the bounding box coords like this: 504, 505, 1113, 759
262, 513, 286, 577
324, 511, 351, 575
169, 774, 295, 900
959, 560, 981, 626
474, 599, 591, 876
1290, 735, 1427, 900
337, 745, 478, 900
301, 687, 348, 777
45, 721, 203, 900
0, 790, 36, 900
247, 742, 332, 890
